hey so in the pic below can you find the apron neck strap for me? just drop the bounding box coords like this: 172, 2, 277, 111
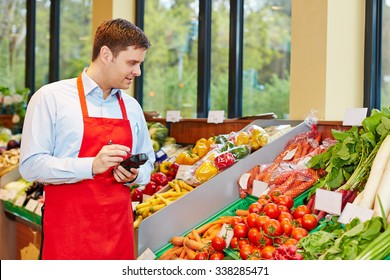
77, 73, 128, 120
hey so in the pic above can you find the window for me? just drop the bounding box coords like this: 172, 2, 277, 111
35, 0, 50, 90
382, 0, 390, 107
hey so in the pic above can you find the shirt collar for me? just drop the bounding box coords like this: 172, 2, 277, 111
81, 68, 122, 98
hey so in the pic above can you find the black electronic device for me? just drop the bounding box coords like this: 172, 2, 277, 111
120, 153, 148, 171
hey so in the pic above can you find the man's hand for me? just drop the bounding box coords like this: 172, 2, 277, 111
92, 144, 130, 175
113, 165, 139, 183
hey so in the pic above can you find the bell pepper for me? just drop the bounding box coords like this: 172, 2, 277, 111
214, 152, 235, 170
192, 138, 210, 158
150, 172, 169, 186
230, 145, 250, 159
175, 151, 200, 165
195, 161, 219, 183
215, 134, 229, 144
219, 141, 235, 152
251, 127, 269, 151
159, 161, 172, 175
235, 131, 250, 146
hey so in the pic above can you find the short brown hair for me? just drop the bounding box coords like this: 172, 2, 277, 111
91, 18, 151, 61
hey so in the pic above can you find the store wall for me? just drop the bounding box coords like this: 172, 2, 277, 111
290, 0, 365, 121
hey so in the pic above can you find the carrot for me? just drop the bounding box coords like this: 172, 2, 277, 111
271, 173, 296, 194
284, 178, 316, 198
170, 236, 185, 246
235, 209, 249, 216
191, 229, 203, 243
196, 217, 232, 235
184, 239, 205, 251
183, 245, 196, 260
158, 246, 181, 260
306, 194, 316, 212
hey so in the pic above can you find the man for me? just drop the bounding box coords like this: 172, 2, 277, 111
19, 18, 155, 260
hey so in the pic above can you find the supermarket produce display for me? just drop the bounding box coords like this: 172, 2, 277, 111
1, 108, 390, 260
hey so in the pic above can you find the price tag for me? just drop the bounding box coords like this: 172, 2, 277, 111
137, 248, 156, 260
314, 188, 342, 215
132, 201, 139, 210
14, 194, 27, 207
25, 199, 39, 212
238, 173, 250, 190
338, 203, 374, 224
343, 108, 368, 126
282, 148, 297, 161
166, 110, 181, 122
207, 110, 224, 124
8, 189, 18, 201
175, 165, 191, 180
218, 223, 234, 248
34, 202, 44, 216
252, 180, 268, 197
0, 189, 10, 201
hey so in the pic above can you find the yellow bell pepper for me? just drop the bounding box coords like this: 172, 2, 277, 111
159, 161, 172, 175
195, 161, 218, 183
251, 128, 269, 151
175, 151, 200, 165
235, 131, 250, 146
192, 138, 210, 158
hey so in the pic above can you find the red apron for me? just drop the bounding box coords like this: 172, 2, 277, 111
41, 74, 135, 260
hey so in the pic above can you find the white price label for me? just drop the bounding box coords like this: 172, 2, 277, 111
314, 188, 342, 215
25, 199, 39, 212
175, 165, 192, 180
166, 110, 181, 122
14, 194, 27, 207
343, 108, 368, 126
137, 248, 156, 260
207, 110, 224, 124
34, 202, 44, 216
0, 189, 10, 201
218, 223, 234, 249
338, 203, 374, 224
252, 180, 268, 197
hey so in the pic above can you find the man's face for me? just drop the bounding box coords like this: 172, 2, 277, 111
107, 46, 146, 90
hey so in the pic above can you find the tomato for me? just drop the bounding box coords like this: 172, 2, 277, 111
263, 203, 281, 219
194, 251, 209, 260
284, 238, 298, 246
255, 215, 270, 229
278, 211, 294, 222
291, 227, 309, 241
251, 247, 262, 258
211, 236, 226, 251
230, 216, 244, 228
233, 223, 249, 239
229, 236, 239, 249
209, 251, 225, 260
278, 204, 290, 213
246, 213, 259, 228
269, 190, 282, 202
239, 244, 254, 260
275, 194, 294, 209
248, 202, 263, 214
259, 194, 272, 202
257, 198, 269, 207
258, 232, 273, 248
238, 238, 250, 249
293, 205, 311, 219
247, 227, 261, 246
301, 213, 318, 231
261, 245, 275, 260
280, 218, 294, 236
263, 219, 283, 237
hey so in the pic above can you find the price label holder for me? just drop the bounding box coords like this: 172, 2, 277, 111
314, 188, 342, 215
0, 189, 9, 201
34, 202, 44, 216
342, 108, 368, 126
175, 165, 192, 180
14, 194, 27, 207
252, 180, 269, 197
207, 110, 225, 124
166, 110, 181, 123
137, 248, 156, 260
25, 199, 39, 212
338, 203, 374, 224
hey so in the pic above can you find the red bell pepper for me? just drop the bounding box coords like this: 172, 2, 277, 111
150, 172, 169, 186
214, 152, 235, 170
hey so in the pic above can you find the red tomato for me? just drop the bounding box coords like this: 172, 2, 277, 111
229, 236, 239, 249
246, 213, 259, 228
284, 238, 298, 246
238, 238, 250, 249
247, 227, 261, 246
280, 219, 294, 236
278, 204, 291, 213
293, 205, 311, 219
263, 219, 283, 237
268, 190, 281, 202
240, 244, 254, 260
255, 215, 270, 229
211, 236, 226, 251
194, 251, 209, 260
278, 212, 294, 222
258, 233, 273, 249
275, 194, 294, 209
231, 216, 244, 228
209, 252, 225, 260
248, 202, 263, 214
291, 227, 309, 241
301, 213, 318, 231
233, 223, 249, 239
263, 203, 281, 219
261, 245, 275, 260
259, 194, 272, 202
257, 198, 269, 207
